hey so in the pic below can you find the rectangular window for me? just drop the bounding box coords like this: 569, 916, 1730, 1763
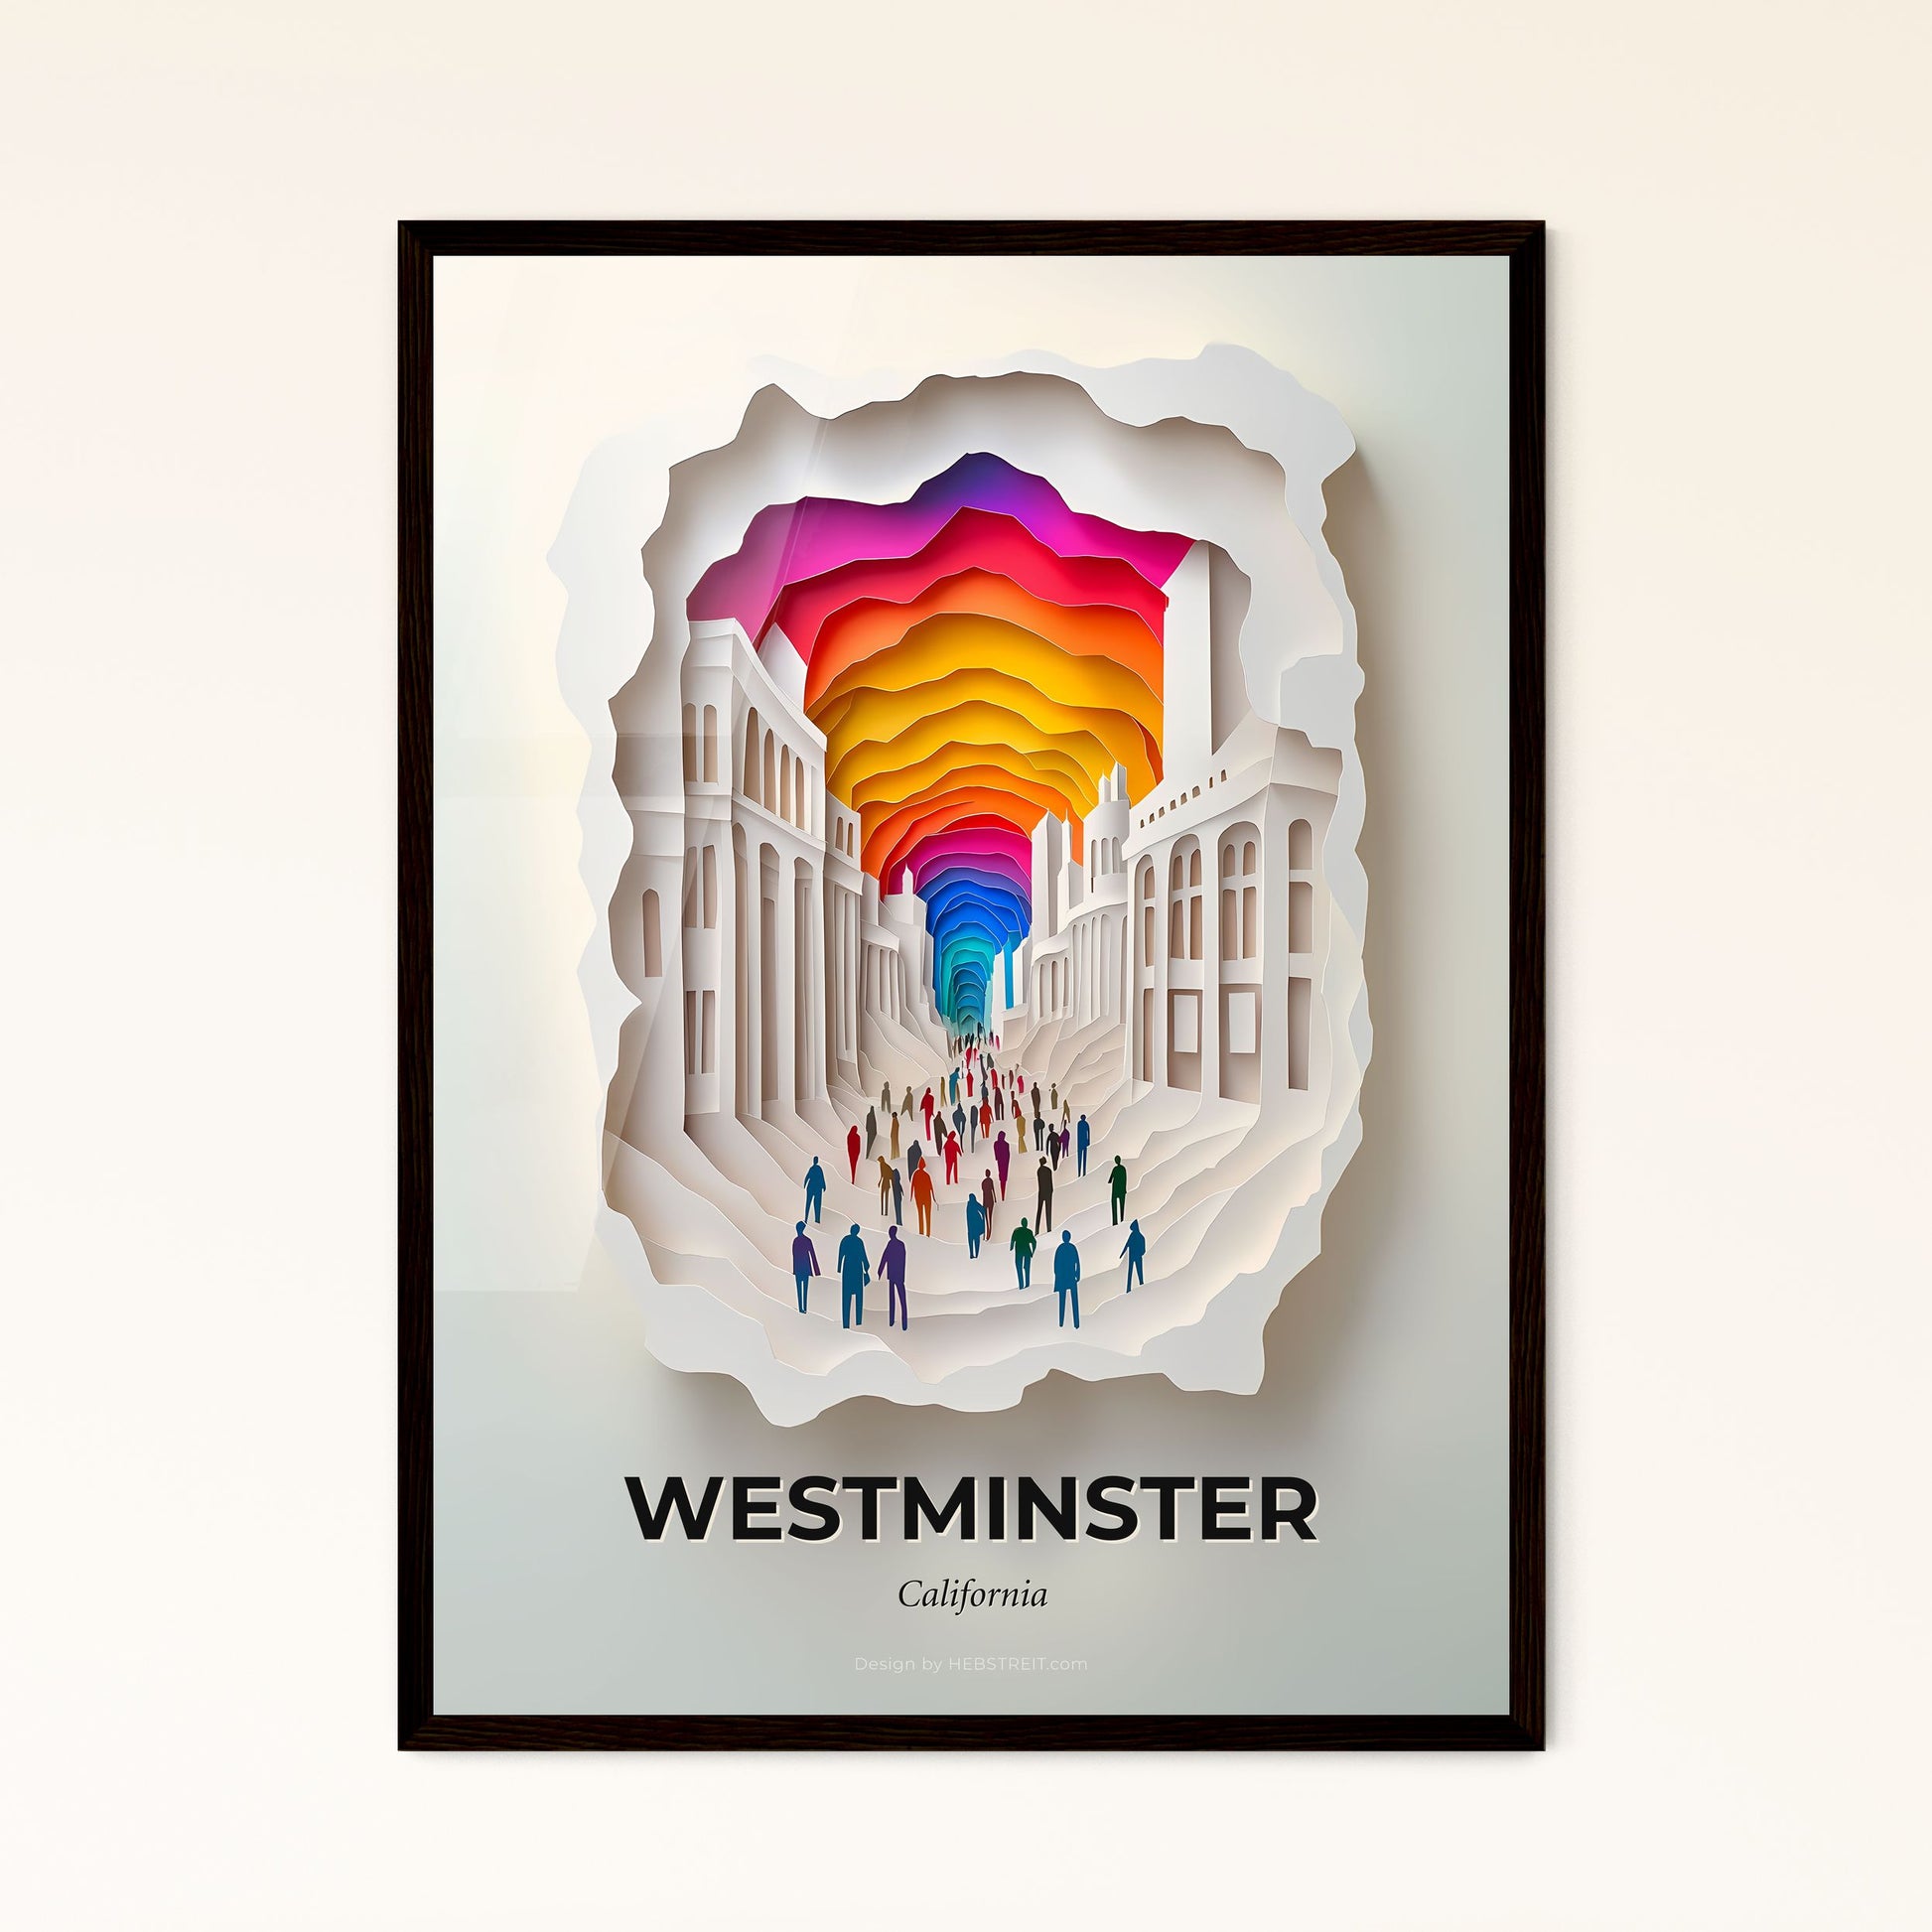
1227, 989, 1259, 1055
1289, 880, 1312, 952
701, 990, 716, 1072
1288, 976, 1310, 1089
1171, 989, 1200, 1054
683, 990, 698, 1074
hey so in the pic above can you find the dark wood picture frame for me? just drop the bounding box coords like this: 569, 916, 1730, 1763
399, 219, 1545, 1750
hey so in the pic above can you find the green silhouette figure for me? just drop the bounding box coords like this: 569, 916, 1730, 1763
1009, 1215, 1036, 1289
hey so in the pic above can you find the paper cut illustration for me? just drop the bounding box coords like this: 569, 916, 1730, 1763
567, 348, 1370, 1422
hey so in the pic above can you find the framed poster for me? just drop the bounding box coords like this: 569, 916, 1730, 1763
401, 220, 1544, 1748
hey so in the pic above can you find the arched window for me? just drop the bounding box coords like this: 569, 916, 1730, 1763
681, 848, 698, 928
681, 705, 697, 784
701, 705, 718, 782
1187, 846, 1203, 958
762, 731, 775, 809
1289, 818, 1312, 870
743, 709, 760, 801
1140, 863, 1157, 966
1220, 842, 1238, 955
1169, 851, 1184, 956
641, 889, 662, 977
779, 747, 792, 824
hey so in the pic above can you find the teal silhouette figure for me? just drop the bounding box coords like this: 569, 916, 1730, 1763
1120, 1218, 1146, 1291
1053, 1229, 1081, 1327
836, 1223, 871, 1327
1109, 1156, 1128, 1226
790, 1221, 820, 1312
802, 1157, 826, 1224
881, 1224, 908, 1329
1009, 1215, 1036, 1288
1076, 1113, 1090, 1175
965, 1191, 986, 1258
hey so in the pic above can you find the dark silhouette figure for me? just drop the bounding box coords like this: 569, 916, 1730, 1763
981, 1171, 997, 1239
951, 1103, 965, 1149
1109, 1156, 1128, 1225
802, 1158, 826, 1224
1010, 1215, 1036, 1288
877, 1155, 894, 1215
1048, 1124, 1062, 1172
881, 1225, 908, 1328
836, 1223, 870, 1327
1121, 1218, 1146, 1290
890, 1112, 900, 1161
1076, 1114, 1090, 1176
865, 1104, 878, 1157
1035, 1157, 1054, 1233
891, 1165, 904, 1226
994, 1131, 1011, 1196
1053, 1229, 1081, 1328
791, 1221, 819, 1313
846, 1123, 861, 1181
965, 1192, 985, 1258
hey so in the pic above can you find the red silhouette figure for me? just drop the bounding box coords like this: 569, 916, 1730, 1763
846, 1123, 861, 1181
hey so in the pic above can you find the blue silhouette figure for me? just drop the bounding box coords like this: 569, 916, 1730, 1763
881, 1224, 909, 1328
802, 1157, 826, 1224
965, 1191, 986, 1258
1120, 1218, 1146, 1291
791, 1221, 819, 1312
836, 1223, 871, 1327
1053, 1229, 1082, 1328
1076, 1114, 1091, 1175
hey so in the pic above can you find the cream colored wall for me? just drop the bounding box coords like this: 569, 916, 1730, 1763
5, 3, 1930, 1929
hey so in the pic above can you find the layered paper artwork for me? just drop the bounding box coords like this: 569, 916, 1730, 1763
564, 348, 1370, 1422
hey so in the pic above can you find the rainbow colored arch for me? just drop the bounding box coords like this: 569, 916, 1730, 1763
690, 455, 1190, 1029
